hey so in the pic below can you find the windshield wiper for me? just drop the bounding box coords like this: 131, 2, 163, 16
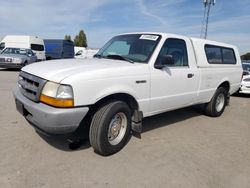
106, 54, 134, 64
93, 54, 103, 58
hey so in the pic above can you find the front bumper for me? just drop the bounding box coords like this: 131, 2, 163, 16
239, 82, 250, 94
0, 62, 23, 68
13, 88, 89, 135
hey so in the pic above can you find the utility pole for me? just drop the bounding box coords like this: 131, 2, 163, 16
200, 0, 216, 39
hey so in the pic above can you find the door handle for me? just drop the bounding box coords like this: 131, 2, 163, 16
187, 73, 194, 78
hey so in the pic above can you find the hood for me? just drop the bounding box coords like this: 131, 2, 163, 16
22, 58, 146, 83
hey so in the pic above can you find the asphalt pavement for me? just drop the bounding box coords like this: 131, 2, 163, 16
0, 68, 249, 188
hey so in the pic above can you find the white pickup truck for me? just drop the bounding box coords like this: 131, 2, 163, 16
14, 32, 242, 155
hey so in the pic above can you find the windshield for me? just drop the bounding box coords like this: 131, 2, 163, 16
0, 42, 5, 50
1, 48, 27, 55
242, 63, 250, 71
96, 34, 161, 63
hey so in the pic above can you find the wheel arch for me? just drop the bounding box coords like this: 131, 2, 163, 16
218, 80, 230, 93
91, 93, 139, 113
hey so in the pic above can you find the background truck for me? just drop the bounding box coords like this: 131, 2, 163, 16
44, 39, 74, 60
14, 32, 242, 155
0, 35, 45, 61
74, 47, 99, 59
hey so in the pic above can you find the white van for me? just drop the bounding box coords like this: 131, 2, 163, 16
74, 46, 99, 59
0, 35, 45, 61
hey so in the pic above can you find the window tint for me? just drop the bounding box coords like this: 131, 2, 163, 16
31, 44, 44, 51
205, 45, 236, 64
97, 34, 161, 63
75, 50, 83, 56
222, 48, 236, 64
27, 49, 35, 56
2, 48, 29, 55
205, 45, 222, 64
156, 38, 188, 66
0, 42, 5, 50
103, 41, 130, 56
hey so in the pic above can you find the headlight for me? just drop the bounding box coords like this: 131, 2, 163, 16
6, 58, 12, 62
13, 58, 22, 64
40, 81, 74, 107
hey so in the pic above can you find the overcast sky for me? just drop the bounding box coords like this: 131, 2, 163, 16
0, 0, 249, 54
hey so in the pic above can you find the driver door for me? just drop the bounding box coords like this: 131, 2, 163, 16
150, 38, 199, 114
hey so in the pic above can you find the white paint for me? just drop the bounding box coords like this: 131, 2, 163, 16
74, 46, 99, 59
22, 32, 243, 117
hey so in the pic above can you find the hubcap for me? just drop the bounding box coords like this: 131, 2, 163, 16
215, 93, 225, 112
108, 112, 127, 145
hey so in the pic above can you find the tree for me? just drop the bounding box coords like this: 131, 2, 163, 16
74, 35, 79, 46
241, 52, 250, 60
64, 35, 72, 41
74, 30, 87, 47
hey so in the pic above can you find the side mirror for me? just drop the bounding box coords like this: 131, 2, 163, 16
154, 55, 174, 69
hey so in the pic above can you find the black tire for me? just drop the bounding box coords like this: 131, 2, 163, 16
205, 87, 227, 117
23, 61, 28, 67
89, 101, 131, 156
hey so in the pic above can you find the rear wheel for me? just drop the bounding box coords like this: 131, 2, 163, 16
89, 101, 131, 156
205, 87, 227, 117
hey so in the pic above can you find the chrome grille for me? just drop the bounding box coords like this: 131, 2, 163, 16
18, 71, 47, 102
0, 58, 5, 62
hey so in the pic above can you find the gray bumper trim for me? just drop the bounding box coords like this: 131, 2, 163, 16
0, 63, 23, 68
13, 88, 89, 135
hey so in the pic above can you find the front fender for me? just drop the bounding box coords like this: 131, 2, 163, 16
94, 85, 139, 102
68, 77, 150, 114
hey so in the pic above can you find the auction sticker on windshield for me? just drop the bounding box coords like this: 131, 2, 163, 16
139, 35, 159, 41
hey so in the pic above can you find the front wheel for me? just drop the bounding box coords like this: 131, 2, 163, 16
22, 61, 28, 67
205, 87, 228, 117
89, 101, 131, 156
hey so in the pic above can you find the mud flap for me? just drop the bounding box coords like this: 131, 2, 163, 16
131, 110, 143, 133
226, 92, 230, 106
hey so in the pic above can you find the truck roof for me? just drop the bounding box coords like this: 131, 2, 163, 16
118, 32, 237, 49
2, 35, 41, 41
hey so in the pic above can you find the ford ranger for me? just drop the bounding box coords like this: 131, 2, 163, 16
13, 32, 242, 155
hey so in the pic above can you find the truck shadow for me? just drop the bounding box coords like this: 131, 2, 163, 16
141, 105, 204, 133
232, 93, 250, 98
36, 105, 205, 152
37, 132, 91, 152
0, 68, 20, 72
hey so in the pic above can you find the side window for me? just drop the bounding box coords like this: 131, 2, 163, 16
31, 44, 44, 51
205, 45, 222, 64
30, 50, 35, 56
0, 42, 5, 50
222, 48, 236, 64
26, 49, 34, 56
205, 45, 236, 64
156, 38, 188, 67
75, 50, 83, 56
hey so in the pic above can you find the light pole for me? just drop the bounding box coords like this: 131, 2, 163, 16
200, 0, 216, 39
